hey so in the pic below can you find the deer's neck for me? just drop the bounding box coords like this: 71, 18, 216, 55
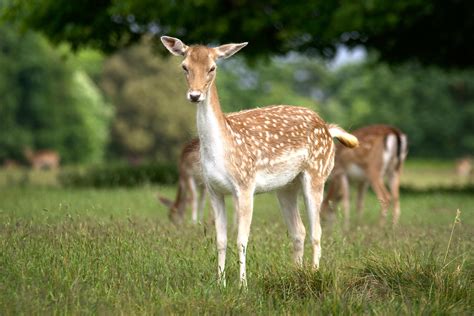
196, 82, 229, 158
196, 81, 235, 191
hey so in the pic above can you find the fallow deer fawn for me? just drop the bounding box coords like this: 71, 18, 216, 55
161, 36, 358, 287
157, 139, 207, 225
24, 148, 60, 170
322, 125, 408, 228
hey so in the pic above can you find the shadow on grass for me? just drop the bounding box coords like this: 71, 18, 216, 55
400, 183, 474, 195
256, 268, 326, 301
349, 250, 472, 314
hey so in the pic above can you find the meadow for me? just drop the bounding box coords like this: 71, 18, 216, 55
0, 161, 473, 314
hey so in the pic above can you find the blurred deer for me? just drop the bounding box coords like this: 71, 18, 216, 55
161, 36, 358, 287
322, 125, 408, 228
157, 139, 207, 225
2, 159, 20, 169
455, 157, 472, 179
24, 148, 60, 170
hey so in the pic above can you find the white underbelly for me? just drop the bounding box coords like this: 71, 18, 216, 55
346, 163, 367, 181
255, 168, 300, 193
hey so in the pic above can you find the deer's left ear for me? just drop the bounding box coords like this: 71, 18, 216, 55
215, 42, 248, 59
161, 36, 189, 56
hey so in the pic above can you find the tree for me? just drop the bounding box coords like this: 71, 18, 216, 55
319, 62, 474, 157
0, 26, 111, 164
100, 40, 196, 162
217, 55, 474, 157
3, 0, 473, 68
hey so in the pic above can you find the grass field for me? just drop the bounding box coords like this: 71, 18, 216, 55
0, 163, 473, 314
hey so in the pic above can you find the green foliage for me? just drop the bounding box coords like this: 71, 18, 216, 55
59, 163, 178, 188
216, 55, 474, 158
3, 0, 473, 67
321, 62, 474, 157
217, 56, 324, 113
0, 26, 111, 164
69, 71, 112, 163
65, 48, 106, 83
100, 40, 196, 162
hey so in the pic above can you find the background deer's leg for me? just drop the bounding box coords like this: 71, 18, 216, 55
356, 181, 369, 220
188, 178, 198, 223
301, 171, 324, 270
368, 174, 391, 227
340, 174, 350, 231
197, 184, 206, 222
388, 171, 401, 225
276, 183, 305, 266
209, 191, 227, 286
321, 177, 339, 223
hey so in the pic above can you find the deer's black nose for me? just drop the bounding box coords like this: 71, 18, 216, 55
188, 91, 202, 102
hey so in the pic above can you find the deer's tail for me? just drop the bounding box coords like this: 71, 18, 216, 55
328, 124, 359, 148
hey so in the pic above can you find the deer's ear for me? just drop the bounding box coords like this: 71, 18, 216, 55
161, 36, 189, 56
157, 194, 174, 208
215, 42, 248, 59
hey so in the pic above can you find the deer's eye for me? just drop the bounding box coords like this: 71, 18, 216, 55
208, 66, 216, 73
182, 65, 188, 73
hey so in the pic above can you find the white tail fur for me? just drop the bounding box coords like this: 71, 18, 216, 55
328, 124, 359, 148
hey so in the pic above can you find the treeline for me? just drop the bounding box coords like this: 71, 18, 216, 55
1, 27, 473, 165
0, 26, 111, 164
218, 57, 474, 157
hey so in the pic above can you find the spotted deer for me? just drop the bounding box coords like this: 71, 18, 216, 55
157, 139, 207, 225
24, 148, 60, 170
322, 125, 408, 229
161, 36, 358, 287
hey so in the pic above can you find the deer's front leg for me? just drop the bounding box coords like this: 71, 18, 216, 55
209, 191, 227, 286
188, 178, 198, 223
197, 185, 206, 222
233, 189, 254, 289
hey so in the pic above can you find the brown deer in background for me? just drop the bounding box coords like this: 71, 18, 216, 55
455, 157, 472, 179
161, 36, 358, 287
2, 159, 20, 169
322, 125, 408, 229
157, 139, 207, 225
24, 148, 60, 170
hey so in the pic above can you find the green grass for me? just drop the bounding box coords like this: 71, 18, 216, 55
402, 159, 473, 188
0, 182, 472, 314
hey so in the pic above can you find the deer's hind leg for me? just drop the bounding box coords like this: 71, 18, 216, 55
388, 170, 401, 225
300, 170, 325, 270
368, 172, 391, 227
276, 182, 305, 266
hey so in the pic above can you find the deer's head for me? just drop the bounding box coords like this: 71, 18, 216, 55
161, 36, 247, 103
157, 194, 183, 226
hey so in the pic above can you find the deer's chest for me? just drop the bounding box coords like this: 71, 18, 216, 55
202, 158, 234, 193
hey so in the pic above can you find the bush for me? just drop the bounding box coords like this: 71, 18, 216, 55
59, 163, 178, 188
0, 26, 111, 164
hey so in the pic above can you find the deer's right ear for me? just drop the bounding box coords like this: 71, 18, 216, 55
161, 36, 188, 56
